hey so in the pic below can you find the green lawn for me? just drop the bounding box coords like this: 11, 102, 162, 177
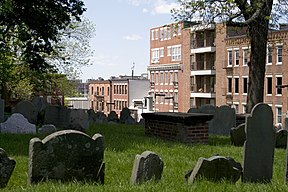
0, 123, 287, 191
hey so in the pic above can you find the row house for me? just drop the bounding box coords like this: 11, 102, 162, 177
89, 75, 150, 116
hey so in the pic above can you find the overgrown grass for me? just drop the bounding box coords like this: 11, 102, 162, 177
0, 123, 287, 191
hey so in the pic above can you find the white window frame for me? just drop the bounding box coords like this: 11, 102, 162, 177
171, 45, 181, 61
167, 46, 171, 56
275, 105, 282, 124
227, 76, 232, 94
160, 47, 164, 57
267, 45, 272, 65
242, 76, 248, 95
151, 29, 155, 41
155, 29, 158, 40
266, 75, 273, 95
242, 47, 248, 66
234, 48, 239, 67
276, 75, 283, 96
276, 44, 283, 64
234, 76, 239, 95
227, 49, 232, 67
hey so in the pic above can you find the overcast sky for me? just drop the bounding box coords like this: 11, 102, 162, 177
80, 0, 179, 81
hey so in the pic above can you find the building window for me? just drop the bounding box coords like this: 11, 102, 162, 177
107, 87, 110, 96
242, 104, 246, 113
102, 86, 104, 95
266, 76, 272, 95
267, 46, 272, 64
150, 73, 155, 83
228, 50, 232, 66
234, 77, 239, 94
91, 86, 94, 95
178, 23, 181, 35
174, 72, 178, 83
276, 107, 282, 124
160, 72, 164, 84
155, 73, 159, 84
160, 47, 164, 57
243, 49, 248, 66
227, 77, 232, 93
167, 27, 171, 39
172, 45, 181, 61
165, 72, 168, 84
151, 30, 154, 40
155, 29, 158, 40
170, 72, 173, 84
277, 45, 283, 64
234, 50, 239, 66
167, 46, 171, 56
151, 48, 160, 63
276, 76, 282, 95
160, 28, 164, 40
242, 77, 248, 94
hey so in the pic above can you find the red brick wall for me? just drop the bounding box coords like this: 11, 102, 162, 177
145, 119, 208, 143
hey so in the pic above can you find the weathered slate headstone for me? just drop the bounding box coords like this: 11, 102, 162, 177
187, 155, 242, 184
44, 106, 71, 129
95, 112, 108, 123
0, 113, 36, 134
0, 148, 16, 188
12, 100, 38, 124
275, 129, 287, 149
38, 124, 57, 135
120, 107, 131, 124
230, 123, 246, 146
130, 151, 164, 184
187, 108, 200, 113
107, 111, 118, 123
209, 105, 236, 135
199, 104, 216, 115
243, 103, 275, 183
69, 109, 89, 131
31, 96, 49, 113
28, 130, 105, 184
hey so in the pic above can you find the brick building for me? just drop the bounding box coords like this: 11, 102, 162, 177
89, 75, 150, 116
149, 22, 288, 124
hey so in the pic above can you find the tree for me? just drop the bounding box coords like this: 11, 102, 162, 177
47, 17, 96, 79
0, 0, 86, 102
172, 0, 288, 112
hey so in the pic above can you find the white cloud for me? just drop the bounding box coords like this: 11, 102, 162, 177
89, 55, 119, 67
126, 0, 179, 15
142, 8, 149, 13
123, 34, 143, 41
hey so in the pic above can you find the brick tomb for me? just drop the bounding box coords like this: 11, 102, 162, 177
142, 112, 213, 143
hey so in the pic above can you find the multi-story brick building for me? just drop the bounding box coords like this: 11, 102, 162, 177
149, 22, 288, 124
89, 75, 150, 116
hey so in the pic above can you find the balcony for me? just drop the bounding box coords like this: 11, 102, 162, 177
190, 84, 215, 98
190, 61, 215, 76
191, 37, 216, 54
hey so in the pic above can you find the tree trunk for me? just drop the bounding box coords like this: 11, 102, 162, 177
246, 18, 269, 113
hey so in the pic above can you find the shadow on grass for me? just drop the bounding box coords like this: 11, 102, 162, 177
0, 123, 233, 156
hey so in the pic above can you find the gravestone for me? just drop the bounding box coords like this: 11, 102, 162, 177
187, 108, 200, 113
44, 106, 71, 129
275, 129, 287, 149
69, 109, 89, 131
0, 113, 36, 134
0, 98, 4, 123
12, 100, 38, 124
285, 116, 288, 130
130, 151, 164, 185
199, 104, 216, 115
31, 96, 49, 113
38, 124, 57, 135
95, 112, 108, 123
230, 123, 246, 146
0, 148, 16, 188
120, 107, 131, 124
187, 155, 242, 184
28, 130, 105, 184
107, 111, 118, 123
243, 103, 275, 183
209, 105, 236, 135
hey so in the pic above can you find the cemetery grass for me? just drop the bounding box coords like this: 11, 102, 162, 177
0, 124, 287, 191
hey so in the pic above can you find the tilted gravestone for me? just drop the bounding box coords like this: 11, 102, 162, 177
28, 130, 105, 184
0, 148, 16, 188
0, 113, 36, 134
230, 123, 246, 146
275, 129, 287, 149
187, 155, 242, 184
243, 103, 275, 183
130, 151, 164, 185
12, 100, 38, 124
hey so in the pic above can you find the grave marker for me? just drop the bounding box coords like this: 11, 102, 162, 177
243, 103, 275, 183
0, 148, 16, 188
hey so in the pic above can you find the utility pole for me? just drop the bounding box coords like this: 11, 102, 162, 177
131, 62, 135, 79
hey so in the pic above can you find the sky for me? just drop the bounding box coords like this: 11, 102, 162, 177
80, 0, 180, 81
